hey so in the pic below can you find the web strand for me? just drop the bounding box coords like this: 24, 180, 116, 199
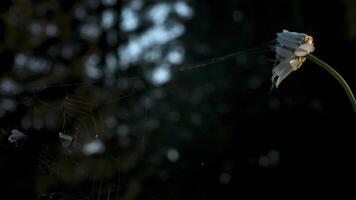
24, 76, 142, 93
179, 40, 275, 71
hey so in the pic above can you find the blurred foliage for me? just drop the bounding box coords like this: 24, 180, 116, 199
1, 0, 356, 199
344, 0, 356, 40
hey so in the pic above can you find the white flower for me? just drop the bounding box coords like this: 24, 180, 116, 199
272, 30, 315, 88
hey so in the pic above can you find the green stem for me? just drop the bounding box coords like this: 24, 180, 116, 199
306, 54, 356, 112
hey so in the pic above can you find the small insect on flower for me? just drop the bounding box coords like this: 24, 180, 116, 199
8, 129, 27, 146
272, 30, 315, 88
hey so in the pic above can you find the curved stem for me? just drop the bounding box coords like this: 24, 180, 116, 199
306, 54, 356, 112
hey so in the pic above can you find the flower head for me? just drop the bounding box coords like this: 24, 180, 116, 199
272, 30, 315, 88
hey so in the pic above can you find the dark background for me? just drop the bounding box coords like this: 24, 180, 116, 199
0, 0, 355, 199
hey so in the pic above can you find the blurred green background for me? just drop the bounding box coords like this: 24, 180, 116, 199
0, 0, 355, 199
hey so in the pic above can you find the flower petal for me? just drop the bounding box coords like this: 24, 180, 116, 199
295, 43, 315, 57
278, 30, 305, 41
277, 30, 310, 50
275, 46, 294, 59
282, 30, 307, 40
272, 59, 294, 88
276, 37, 300, 50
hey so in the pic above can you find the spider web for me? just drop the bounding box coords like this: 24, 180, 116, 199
6, 40, 275, 199
21, 76, 143, 141
30, 77, 148, 199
